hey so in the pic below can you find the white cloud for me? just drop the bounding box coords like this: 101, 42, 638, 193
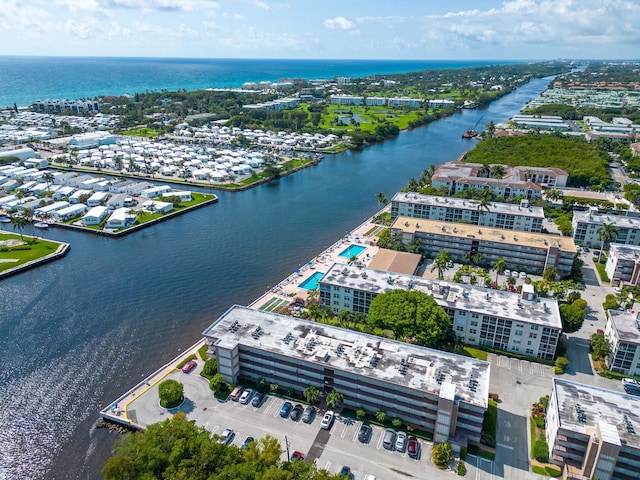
323, 16, 359, 34
65, 19, 96, 39
255, 0, 270, 11
0, 0, 50, 33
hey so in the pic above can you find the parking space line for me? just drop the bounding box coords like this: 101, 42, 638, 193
352, 421, 361, 442
518, 360, 523, 372
340, 422, 349, 438
263, 397, 277, 415
375, 430, 384, 449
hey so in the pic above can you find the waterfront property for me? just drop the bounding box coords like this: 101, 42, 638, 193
318, 262, 562, 360
0, 232, 70, 277
546, 378, 640, 480
390, 216, 576, 277
605, 244, 640, 286
572, 208, 640, 248
202, 304, 490, 448
390, 192, 544, 232
431, 160, 568, 198
604, 308, 640, 377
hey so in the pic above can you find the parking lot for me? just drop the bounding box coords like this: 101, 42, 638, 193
126, 367, 441, 479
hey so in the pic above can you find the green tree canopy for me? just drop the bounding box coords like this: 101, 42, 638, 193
559, 303, 585, 333
103, 413, 339, 480
158, 379, 184, 408
367, 289, 451, 346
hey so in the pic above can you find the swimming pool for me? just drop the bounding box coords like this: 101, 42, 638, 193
299, 271, 324, 290
338, 244, 366, 259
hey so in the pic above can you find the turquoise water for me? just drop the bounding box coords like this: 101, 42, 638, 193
299, 271, 324, 290
338, 244, 366, 258
0, 56, 518, 108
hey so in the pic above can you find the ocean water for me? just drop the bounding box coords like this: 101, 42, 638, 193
0, 56, 516, 108
0, 56, 550, 479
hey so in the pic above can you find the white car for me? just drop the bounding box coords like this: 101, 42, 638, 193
239, 388, 254, 404
511, 271, 519, 277
218, 428, 234, 444
321, 410, 335, 430
504, 269, 511, 277
395, 431, 407, 452
613, 286, 621, 295
519, 272, 527, 279
622, 378, 639, 387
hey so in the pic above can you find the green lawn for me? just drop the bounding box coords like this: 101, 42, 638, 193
0, 233, 65, 273
121, 127, 161, 137
319, 105, 423, 134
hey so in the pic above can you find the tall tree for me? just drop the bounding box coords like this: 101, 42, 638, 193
376, 192, 388, 206
493, 257, 507, 287
431, 250, 451, 280
597, 222, 618, 262
303, 385, 322, 405
11, 215, 27, 240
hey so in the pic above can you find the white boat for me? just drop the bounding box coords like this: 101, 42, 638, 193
0, 216, 11, 223
33, 222, 49, 229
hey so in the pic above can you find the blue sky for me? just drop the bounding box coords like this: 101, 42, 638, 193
2, 0, 639, 59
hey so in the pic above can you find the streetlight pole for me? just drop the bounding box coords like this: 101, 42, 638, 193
285, 435, 290, 462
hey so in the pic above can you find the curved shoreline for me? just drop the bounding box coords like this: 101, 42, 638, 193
0, 239, 70, 280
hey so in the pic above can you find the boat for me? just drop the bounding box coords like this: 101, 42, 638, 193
462, 129, 478, 139
462, 115, 484, 139
0, 215, 11, 223
33, 222, 49, 229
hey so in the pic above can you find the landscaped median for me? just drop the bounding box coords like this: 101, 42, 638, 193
0, 232, 69, 278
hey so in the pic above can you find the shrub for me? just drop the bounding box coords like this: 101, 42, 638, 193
176, 354, 197, 370
534, 416, 545, 429
533, 438, 549, 463
208, 373, 224, 392
158, 379, 184, 408
391, 417, 402, 428
200, 358, 218, 379
555, 357, 569, 374
432, 442, 452, 469
595, 263, 610, 283
546, 466, 562, 477
532, 466, 546, 475
356, 408, 367, 420
603, 294, 620, 310
457, 460, 467, 476
566, 291, 581, 304
460, 446, 467, 460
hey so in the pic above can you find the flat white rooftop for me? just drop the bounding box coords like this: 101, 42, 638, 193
609, 243, 640, 261
574, 210, 640, 230
203, 305, 490, 408
320, 262, 563, 330
608, 309, 640, 344
553, 378, 640, 449
392, 192, 545, 219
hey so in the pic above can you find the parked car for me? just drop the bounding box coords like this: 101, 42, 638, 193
280, 401, 293, 418
218, 428, 234, 444
407, 436, 419, 457
583, 246, 590, 252
511, 270, 518, 277
382, 428, 396, 450
241, 436, 254, 450
622, 378, 639, 387
321, 410, 335, 430
613, 286, 621, 295
251, 392, 265, 407
358, 423, 372, 443
395, 431, 407, 452
239, 388, 254, 404
519, 272, 527, 279
504, 269, 511, 277
625, 385, 640, 396
181, 360, 197, 373
302, 405, 315, 423
290, 404, 304, 421
291, 451, 304, 461
596, 328, 604, 335
339, 466, 352, 478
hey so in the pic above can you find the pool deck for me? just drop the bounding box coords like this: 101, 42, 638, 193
248, 215, 383, 314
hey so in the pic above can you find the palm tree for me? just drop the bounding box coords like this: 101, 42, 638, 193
375, 410, 388, 423
11, 215, 27, 240
476, 195, 491, 224
545, 189, 563, 203
431, 250, 451, 280
597, 222, 618, 262
303, 385, 322, 405
478, 164, 491, 178
43, 172, 54, 192
493, 258, 507, 287
491, 164, 504, 179
376, 192, 388, 206
325, 390, 344, 410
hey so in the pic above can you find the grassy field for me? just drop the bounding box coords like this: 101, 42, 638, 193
319, 105, 424, 134
121, 127, 161, 137
0, 233, 65, 273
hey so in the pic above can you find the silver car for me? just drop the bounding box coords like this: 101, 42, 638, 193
395, 431, 407, 452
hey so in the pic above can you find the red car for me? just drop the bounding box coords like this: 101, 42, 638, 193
596, 329, 604, 335
407, 436, 419, 457
291, 451, 304, 461
181, 360, 197, 373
